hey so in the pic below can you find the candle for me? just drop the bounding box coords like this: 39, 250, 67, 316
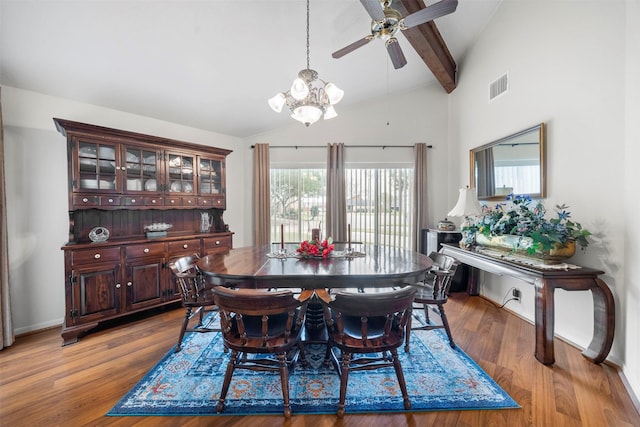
348, 224, 351, 249
280, 224, 284, 250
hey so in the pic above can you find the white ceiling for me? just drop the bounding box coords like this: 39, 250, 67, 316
0, 0, 501, 138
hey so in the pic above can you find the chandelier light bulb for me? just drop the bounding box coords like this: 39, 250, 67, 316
325, 83, 344, 105
291, 104, 323, 127
268, 93, 286, 113
290, 77, 309, 100
323, 105, 338, 120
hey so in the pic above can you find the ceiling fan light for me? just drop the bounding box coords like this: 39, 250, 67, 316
268, 93, 286, 113
292, 105, 322, 126
325, 83, 344, 104
290, 78, 309, 100
323, 105, 338, 120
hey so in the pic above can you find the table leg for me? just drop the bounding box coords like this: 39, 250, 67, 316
582, 278, 615, 363
304, 300, 327, 343
534, 278, 556, 365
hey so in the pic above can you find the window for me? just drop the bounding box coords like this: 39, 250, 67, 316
271, 168, 326, 243
346, 167, 414, 248
270, 164, 414, 249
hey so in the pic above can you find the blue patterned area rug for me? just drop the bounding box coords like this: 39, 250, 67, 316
108, 318, 518, 416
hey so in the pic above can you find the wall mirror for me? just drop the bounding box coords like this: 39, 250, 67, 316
469, 123, 546, 201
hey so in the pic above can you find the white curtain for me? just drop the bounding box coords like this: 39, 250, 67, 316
0, 87, 13, 349
326, 143, 347, 241
413, 143, 429, 252
253, 144, 271, 245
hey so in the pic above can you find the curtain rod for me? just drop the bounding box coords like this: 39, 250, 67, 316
250, 144, 433, 149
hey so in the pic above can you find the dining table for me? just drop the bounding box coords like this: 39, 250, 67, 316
196, 243, 434, 289
196, 243, 433, 339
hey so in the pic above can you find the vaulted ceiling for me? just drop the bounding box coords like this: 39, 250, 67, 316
0, 0, 501, 138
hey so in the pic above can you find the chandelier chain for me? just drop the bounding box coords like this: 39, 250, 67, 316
306, 0, 310, 70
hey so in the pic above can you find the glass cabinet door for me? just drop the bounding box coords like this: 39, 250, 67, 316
124, 146, 159, 192
198, 157, 223, 195
167, 153, 195, 194
77, 141, 117, 191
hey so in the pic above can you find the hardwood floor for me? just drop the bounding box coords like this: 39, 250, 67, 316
1, 293, 639, 427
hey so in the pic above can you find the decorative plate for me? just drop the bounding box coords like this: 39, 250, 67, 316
89, 226, 110, 242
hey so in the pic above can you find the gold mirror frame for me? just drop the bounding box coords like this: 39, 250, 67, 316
469, 123, 546, 201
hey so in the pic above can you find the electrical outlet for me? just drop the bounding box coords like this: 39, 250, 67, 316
512, 288, 521, 302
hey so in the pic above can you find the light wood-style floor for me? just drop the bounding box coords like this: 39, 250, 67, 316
1, 293, 639, 427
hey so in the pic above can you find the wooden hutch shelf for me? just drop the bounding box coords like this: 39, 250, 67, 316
55, 118, 233, 345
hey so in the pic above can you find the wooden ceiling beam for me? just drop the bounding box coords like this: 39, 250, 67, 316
397, 0, 457, 93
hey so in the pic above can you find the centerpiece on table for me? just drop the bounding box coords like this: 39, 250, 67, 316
296, 237, 335, 258
465, 194, 591, 264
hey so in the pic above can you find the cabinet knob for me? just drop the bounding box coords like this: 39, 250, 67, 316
215, 240, 220, 245
144, 248, 150, 253
188, 200, 192, 204
170, 200, 175, 204
127, 281, 132, 287
115, 283, 121, 289
202, 200, 208, 204
108, 198, 114, 203
131, 199, 136, 203
94, 253, 101, 259
152, 200, 157, 204
120, 166, 126, 171
183, 244, 188, 249
82, 198, 89, 203
217, 200, 221, 204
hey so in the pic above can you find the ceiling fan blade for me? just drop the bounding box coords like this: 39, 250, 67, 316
402, 0, 458, 29
360, 0, 385, 21
386, 38, 407, 69
332, 36, 374, 59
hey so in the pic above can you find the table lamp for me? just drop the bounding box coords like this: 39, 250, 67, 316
448, 186, 483, 248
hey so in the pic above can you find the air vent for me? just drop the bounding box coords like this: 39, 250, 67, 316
489, 73, 509, 101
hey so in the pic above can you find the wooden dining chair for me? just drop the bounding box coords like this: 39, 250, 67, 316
168, 253, 219, 353
405, 251, 459, 351
316, 286, 416, 418
211, 286, 313, 418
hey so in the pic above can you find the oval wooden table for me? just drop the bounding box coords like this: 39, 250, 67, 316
196, 244, 433, 289
197, 244, 433, 339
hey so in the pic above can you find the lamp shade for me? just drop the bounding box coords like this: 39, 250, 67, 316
448, 187, 483, 217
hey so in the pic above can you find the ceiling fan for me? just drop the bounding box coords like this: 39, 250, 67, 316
333, 0, 459, 69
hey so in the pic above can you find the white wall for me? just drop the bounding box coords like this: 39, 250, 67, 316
624, 0, 640, 405
1, 86, 248, 334
449, 0, 630, 385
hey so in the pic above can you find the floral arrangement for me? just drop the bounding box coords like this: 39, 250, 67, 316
296, 237, 335, 258
466, 194, 591, 254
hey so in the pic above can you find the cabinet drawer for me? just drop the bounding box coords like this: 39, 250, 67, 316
182, 197, 196, 207
100, 195, 122, 206
165, 196, 181, 207
126, 242, 165, 259
211, 196, 225, 208
197, 197, 213, 207
144, 196, 163, 206
73, 195, 99, 207
203, 236, 232, 250
124, 196, 144, 206
72, 247, 121, 265
168, 239, 201, 255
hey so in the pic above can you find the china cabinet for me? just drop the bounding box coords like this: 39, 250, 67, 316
55, 119, 233, 345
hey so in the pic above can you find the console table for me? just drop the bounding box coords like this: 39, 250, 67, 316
440, 243, 615, 365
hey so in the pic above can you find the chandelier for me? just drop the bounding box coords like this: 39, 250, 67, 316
268, 0, 344, 127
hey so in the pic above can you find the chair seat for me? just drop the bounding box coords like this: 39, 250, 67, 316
411, 283, 438, 302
